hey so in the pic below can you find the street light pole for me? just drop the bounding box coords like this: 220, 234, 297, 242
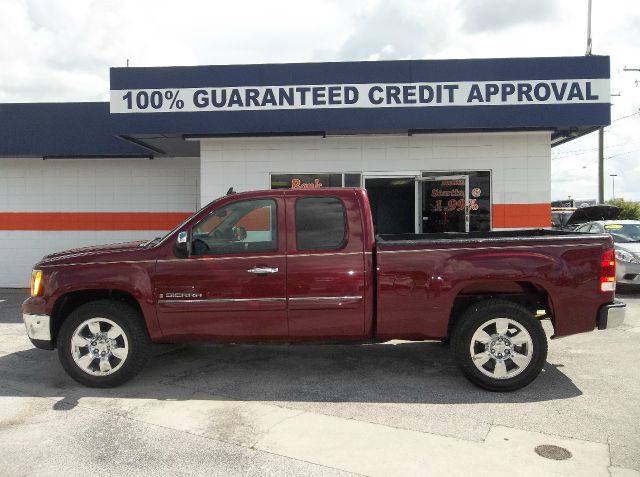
610, 173, 618, 200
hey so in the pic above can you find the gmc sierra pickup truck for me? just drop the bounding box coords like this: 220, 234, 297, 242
23, 188, 625, 391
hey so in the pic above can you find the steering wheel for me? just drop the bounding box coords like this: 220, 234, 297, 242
192, 238, 210, 254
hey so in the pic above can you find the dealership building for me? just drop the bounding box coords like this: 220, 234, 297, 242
0, 56, 610, 287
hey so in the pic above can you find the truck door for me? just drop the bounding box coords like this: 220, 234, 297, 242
153, 195, 288, 341
285, 191, 366, 339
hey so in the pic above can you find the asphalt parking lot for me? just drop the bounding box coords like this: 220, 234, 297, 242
1, 288, 639, 476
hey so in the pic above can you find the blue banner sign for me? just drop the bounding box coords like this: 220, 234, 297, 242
109, 56, 610, 135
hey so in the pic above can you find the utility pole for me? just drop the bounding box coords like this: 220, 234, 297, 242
586, 0, 593, 55
599, 128, 604, 203
610, 174, 618, 200
587, 0, 605, 203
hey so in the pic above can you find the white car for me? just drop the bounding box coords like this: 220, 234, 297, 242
574, 220, 640, 286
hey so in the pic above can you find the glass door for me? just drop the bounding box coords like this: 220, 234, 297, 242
363, 173, 419, 234
420, 175, 470, 233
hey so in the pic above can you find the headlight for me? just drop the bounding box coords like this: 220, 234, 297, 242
615, 250, 639, 264
30, 270, 43, 297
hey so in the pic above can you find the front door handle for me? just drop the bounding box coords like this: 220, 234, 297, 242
247, 266, 279, 274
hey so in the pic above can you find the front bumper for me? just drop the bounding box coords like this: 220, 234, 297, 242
597, 302, 626, 330
22, 313, 54, 350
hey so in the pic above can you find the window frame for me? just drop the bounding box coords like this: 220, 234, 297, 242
294, 196, 348, 252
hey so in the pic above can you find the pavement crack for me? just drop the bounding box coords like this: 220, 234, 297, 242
249, 409, 306, 449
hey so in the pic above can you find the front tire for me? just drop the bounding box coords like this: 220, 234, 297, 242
57, 300, 151, 388
451, 299, 547, 392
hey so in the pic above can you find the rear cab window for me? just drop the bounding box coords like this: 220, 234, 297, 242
295, 197, 347, 251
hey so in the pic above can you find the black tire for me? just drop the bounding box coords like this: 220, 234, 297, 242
57, 299, 151, 388
451, 299, 547, 392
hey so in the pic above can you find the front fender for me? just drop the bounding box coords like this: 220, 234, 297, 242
41, 261, 162, 340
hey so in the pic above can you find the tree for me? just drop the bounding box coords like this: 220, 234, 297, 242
606, 198, 640, 220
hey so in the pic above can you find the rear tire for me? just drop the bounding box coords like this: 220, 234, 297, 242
57, 300, 151, 388
451, 299, 547, 392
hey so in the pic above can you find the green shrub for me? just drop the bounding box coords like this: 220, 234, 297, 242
606, 198, 640, 220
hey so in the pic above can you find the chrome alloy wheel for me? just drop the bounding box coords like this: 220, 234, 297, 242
71, 318, 129, 376
469, 318, 533, 380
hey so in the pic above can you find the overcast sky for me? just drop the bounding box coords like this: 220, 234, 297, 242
1, 0, 638, 201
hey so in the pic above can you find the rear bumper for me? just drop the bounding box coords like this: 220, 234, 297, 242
22, 313, 54, 350
597, 302, 626, 330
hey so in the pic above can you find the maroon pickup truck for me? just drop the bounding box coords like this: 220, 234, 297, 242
23, 188, 625, 391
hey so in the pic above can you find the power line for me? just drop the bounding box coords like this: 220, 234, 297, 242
612, 111, 640, 123
552, 140, 640, 156
607, 148, 640, 159
552, 142, 640, 161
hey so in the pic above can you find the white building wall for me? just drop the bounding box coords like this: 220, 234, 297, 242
200, 132, 551, 218
0, 157, 200, 287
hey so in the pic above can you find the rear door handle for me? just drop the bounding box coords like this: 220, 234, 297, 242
247, 267, 279, 274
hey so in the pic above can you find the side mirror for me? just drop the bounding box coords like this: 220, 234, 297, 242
174, 230, 189, 258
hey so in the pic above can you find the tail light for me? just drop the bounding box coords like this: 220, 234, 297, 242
600, 248, 616, 292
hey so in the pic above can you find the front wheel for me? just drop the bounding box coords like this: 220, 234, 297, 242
57, 300, 151, 388
451, 299, 547, 392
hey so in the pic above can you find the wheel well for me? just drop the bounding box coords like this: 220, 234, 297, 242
448, 281, 554, 337
50, 290, 144, 348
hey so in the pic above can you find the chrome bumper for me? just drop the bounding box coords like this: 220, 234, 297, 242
597, 302, 626, 330
23, 313, 51, 342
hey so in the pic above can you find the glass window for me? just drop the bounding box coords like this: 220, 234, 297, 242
192, 199, 277, 255
295, 197, 346, 251
604, 223, 640, 243
575, 223, 592, 232
344, 173, 362, 187
422, 170, 491, 233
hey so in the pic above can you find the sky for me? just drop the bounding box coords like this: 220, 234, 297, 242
1, 0, 639, 201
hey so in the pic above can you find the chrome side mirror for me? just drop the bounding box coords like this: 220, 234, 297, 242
174, 230, 189, 258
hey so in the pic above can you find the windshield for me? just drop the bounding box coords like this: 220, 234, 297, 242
145, 196, 224, 247
604, 223, 640, 243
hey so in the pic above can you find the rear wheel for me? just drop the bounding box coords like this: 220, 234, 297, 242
57, 300, 151, 388
451, 299, 547, 392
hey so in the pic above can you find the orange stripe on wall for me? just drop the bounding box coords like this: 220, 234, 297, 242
492, 204, 551, 228
0, 212, 192, 231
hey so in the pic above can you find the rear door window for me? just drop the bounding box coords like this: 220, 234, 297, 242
295, 197, 346, 251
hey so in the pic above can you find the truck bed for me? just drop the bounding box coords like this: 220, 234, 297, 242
376, 228, 589, 246
374, 229, 613, 341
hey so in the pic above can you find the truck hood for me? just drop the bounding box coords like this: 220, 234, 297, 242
38, 240, 148, 266
566, 205, 621, 226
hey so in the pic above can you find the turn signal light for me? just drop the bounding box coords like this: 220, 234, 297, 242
600, 249, 616, 292
31, 270, 43, 297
